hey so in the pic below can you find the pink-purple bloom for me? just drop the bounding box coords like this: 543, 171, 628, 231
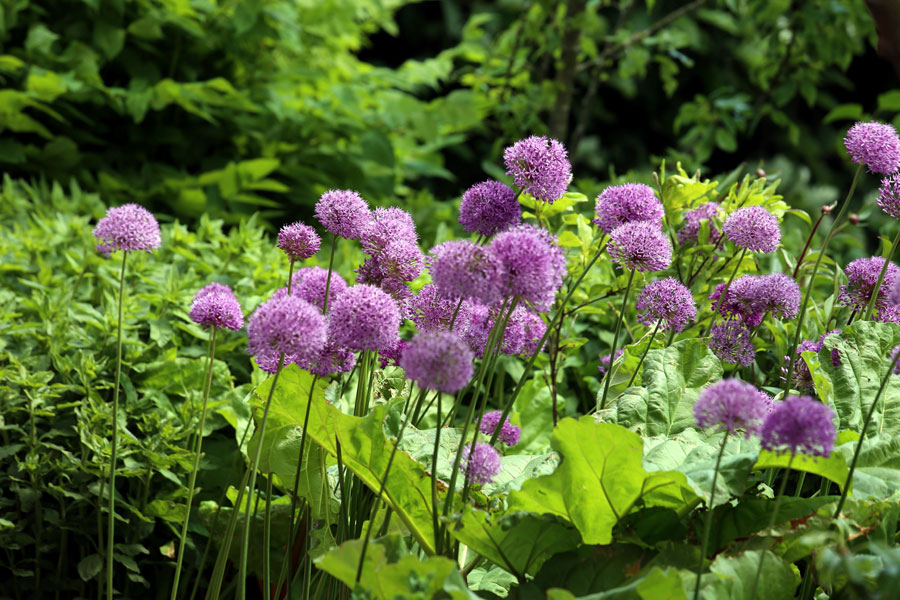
276, 222, 321, 262
490, 224, 566, 311
592, 183, 664, 234
93, 203, 162, 256
314, 190, 371, 239
694, 378, 771, 437
328, 284, 402, 352
399, 331, 474, 394
189, 283, 244, 330
597, 349, 624, 377
429, 241, 504, 305
635, 278, 696, 332
722, 206, 781, 254
678, 202, 721, 245
709, 320, 755, 366
461, 441, 502, 485
760, 396, 837, 457
503, 136, 572, 204
838, 256, 900, 312
408, 284, 472, 333
459, 180, 522, 237
607, 221, 672, 272
892, 345, 900, 375
787, 330, 840, 393
290, 267, 348, 312
479, 410, 521, 446
878, 173, 900, 219
361, 207, 419, 254
844, 121, 900, 174
891, 275, 900, 305
711, 274, 800, 324
303, 338, 356, 377
247, 294, 328, 373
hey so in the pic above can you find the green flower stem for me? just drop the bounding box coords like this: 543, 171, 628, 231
431, 394, 443, 554
750, 455, 795, 600
354, 388, 421, 583
833, 347, 900, 519
693, 431, 729, 600
626, 319, 661, 389
863, 228, 900, 321
598, 268, 636, 410
263, 476, 273, 598
107, 251, 127, 600
322, 234, 337, 313
701, 247, 747, 337
170, 327, 218, 600
792, 210, 828, 279
784, 163, 864, 397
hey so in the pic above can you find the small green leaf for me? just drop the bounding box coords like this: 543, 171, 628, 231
77, 554, 103, 582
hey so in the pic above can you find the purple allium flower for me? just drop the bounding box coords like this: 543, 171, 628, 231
247, 294, 328, 373
399, 331, 474, 394
479, 410, 521, 446
878, 304, 900, 324
429, 241, 504, 305
378, 338, 407, 369
844, 121, 900, 174
461, 441, 502, 485
592, 183, 664, 234
722, 206, 781, 254
891, 345, 900, 375
361, 207, 418, 256
838, 256, 900, 312
607, 221, 672, 272
303, 338, 356, 377
499, 306, 547, 356
503, 136, 572, 204
490, 224, 566, 311
709, 321, 755, 366
678, 202, 721, 245
361, 240, 425, 283
93, 203, 162, 256
760, 396, 837, 457
756, 273, 801, 320
408, 284, 472, 333
710, 273, 800, 325
459, 180, 522, 237
328, 284, 402, 353
788, 338, 825, 393
635, 277, 696, 332
878, 173, 900, 219
693, 378, 771, 437
290, 267, 348, 312
314, 190, 371, 239
459, 303, 492, 359
189, 283, 244, 330
598, 349, 625, 377
890, 278, 900, 305
758, 390, 775, 414
276, 222, 321, 262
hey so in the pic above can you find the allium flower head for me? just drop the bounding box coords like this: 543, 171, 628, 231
607, 221, 672, 272
459, 180, 522, 237
844, 121, 900, 174
709, 321, 755, 366
678, 202, 721, 245
710, 273, 800, 325
479, 410, 521, 446
497, 306, 547, 356
757, 273, 801, 320
503, 136, 572, 204
328, 284, 401, 352
490, 224, 566, 310
878, 304, 900, 324
302, 338, 356, 377
694, 378, 771, 437
878, 173, 900, 219
461, 441, 502, 485
93, 203, 161, 256
247, 294, 328, 373
722, 206, 781, 253
361, 207, 418, 255
190, 283, 244, 330
592, 183, 664, 234
598, 349, 624, 377
429, 241, 503, 305
290, 267, 348, 312
399, 331, 474, 394
838, 256, 900, 312
362, 239, 424, 283
760, 396, 837, 457
408, 284, 472, 333
635, 278, 696, 332
276, 222, 320, 262
378, 338, 407, 369
314, 190, 371, 239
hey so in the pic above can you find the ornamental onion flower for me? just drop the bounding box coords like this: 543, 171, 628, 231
93, 203, 161, 256
503, 136, 572, 204
890, 277, 900, 305
314, 190, 371, 239
678, 202, 721, 245
328, 284, 402, 352
722, 206, 781, 254
276, 221, 320, 262
461, 441, 502, 485
247, 293, 328, 373
844, 121, 900, 174
607, 221, 672, 272
597, 349, 624, 377
361, 207, 419, 255
479, 410, 521, 446
709, 321, 755, 366
302, 338, 356, 377
399, 331, 474, 394
635, 278, 696, 332
189, 283, 244, 330
490, 224, 566, 311
459, 180, 522, 236
837, 256, 900, 312
760, 396, 837, 457
499, 305, 547, 356
879, 305, 900, 324
711, 274, 800, 324
878, 173, 900, 219
694, 378, 771, 437
592, 183, 664, 234
429, 240, 504, 305
892, 345, 900, 375
290, 266, 348, 312
408, 284, 473, 333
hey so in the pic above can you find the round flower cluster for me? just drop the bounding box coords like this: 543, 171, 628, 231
709, 320, 755, 366
93, 203, 162, 256
710, 273, 800, 325
356, 207, 424, 309
786, 330, 840, 393
722, 206, 781, 254
328, 284, 401, 353
490, 224, 566, 311
459, 180, 522, 237
276, 222, 320, 262
459, 303, 545, 359
607, 221, 672, 272
461, 441, 502, 485
694, 378, 771, 437
635, 278, 696, 332
429, 241, 504, 305
247, 293, 328, 373
314, 190, 371, 239
290, 267, 348, 312
504, 136, 572, 204
479, 410, 521, 446
761, 396, 836, 457
837, 256, 900, 312
844, 121, 900, 174
592, 183, 664, 235
678, 202, 721, 245
399, 331, 474, 394
408, 284, 472, 333
189, 282, 244, 330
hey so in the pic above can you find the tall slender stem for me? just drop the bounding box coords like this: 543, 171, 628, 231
106, 251, 127, 600
792, 210, 827, 279
702, 247, 747, 337
431, 394, 443, 554
863, 228, 900, 321
171, 328, 218, 600
599, 269, 636, 410
322, 234, 337, 313
692, 431, 729, 600
626, 319, 661, 389
749, 455, 795, 600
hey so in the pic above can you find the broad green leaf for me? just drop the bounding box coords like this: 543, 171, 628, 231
531, 543, 648, 596
77, 554, 103, 581
754, 449, 848, 489
834, 433, 900, 500
693, 550, 799, 599
708, 496, 838, 550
